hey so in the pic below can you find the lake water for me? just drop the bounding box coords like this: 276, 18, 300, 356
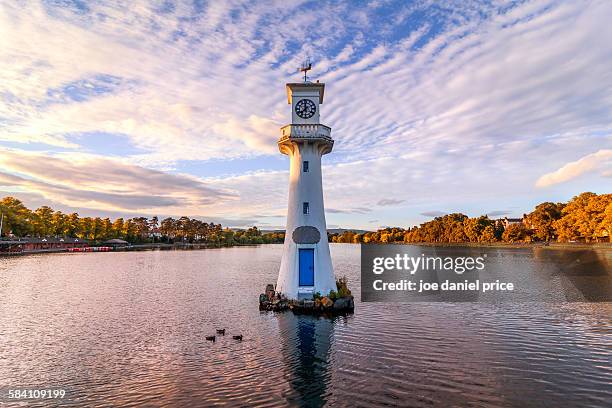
0, 244, 610, 407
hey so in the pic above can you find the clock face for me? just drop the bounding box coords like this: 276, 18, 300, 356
295, 98, 316, 119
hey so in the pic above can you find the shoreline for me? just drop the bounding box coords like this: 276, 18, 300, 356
388, 242, 612, 250
0, 242, 265, 257
2, 241, 610, 257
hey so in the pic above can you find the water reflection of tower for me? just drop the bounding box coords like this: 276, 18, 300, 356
277, 314, 335, 406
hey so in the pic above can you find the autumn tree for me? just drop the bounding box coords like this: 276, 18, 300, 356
159, 217, 176, 241
480, 225, 497, 242
553, 193, 611, 242
601, 201, 612, 242
129, 217, 150, 242
587, 194, 612, 242
502, 223, 531, 243
463, 216, 494, 243
524, 202, 564, 241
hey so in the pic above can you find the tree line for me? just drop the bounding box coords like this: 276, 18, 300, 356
2, 192, 609, 246
0, 197, 284, 245
329, 192, 611, 244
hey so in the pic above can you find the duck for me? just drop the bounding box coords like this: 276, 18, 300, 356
205, 335, 216, 342
232, 335, 243, 341
216, 329, 226, 335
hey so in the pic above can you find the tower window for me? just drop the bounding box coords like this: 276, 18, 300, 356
303, 202, 310, 215
303, 160, 309, 172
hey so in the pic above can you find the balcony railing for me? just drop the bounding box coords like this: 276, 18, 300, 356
279, 124, 332, 143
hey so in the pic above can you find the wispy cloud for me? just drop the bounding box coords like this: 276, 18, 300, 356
377, 198, 405, 206
0, 149, 235, 213
0, 0, 611, 227
420, 211, 446, 217
536, 149, 612, 187
486, 210, 512, 217
327, 207, 372, 214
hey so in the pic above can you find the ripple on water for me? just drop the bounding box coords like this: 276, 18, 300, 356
0, 245, 610, 407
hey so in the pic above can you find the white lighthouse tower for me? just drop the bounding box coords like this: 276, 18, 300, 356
276, 65, 336, 300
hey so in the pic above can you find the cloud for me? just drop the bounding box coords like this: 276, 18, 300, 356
3, 0, 612, 164
0, 148, 235, 213
420, 211, 446, 217
535, 149, 612, 187
327, 207, 372, 214
0, 1, 366, 160
486, 210, 511, 217
377, 198, 405, 206
1, 1, 612, 228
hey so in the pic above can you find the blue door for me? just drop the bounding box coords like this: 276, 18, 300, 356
299, 248, 314, 286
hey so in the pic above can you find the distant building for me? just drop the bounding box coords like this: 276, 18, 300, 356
149, 228, 162, 239
0, 237, 88, 253
103, 239, 130, 248
495, 217, 525, 230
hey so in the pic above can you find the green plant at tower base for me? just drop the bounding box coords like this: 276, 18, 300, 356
328, 290, 337, 301
336, 276, 352, 298
312, 291, 322, 301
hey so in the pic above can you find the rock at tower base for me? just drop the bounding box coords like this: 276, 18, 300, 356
258, 278, 355, 316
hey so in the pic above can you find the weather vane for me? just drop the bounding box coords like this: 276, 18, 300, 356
298, 58, 312, 82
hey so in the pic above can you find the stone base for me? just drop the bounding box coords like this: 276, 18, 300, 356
289, 296, 354, 315
258, 284, 354, 316
258, 298, 290, 312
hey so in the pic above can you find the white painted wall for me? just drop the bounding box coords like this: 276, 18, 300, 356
277, 82, 336, 300
276, 142, 336, 299
276, 140, 336, 299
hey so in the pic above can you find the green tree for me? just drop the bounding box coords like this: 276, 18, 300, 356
92, 217, 104, 240
129, 217, 150, 242
100, 218, 113, 240
123, 219, 137, 241
51, 211, 68, 236
0, 197, 33, 237
78, 217, 94, 239
32, 206, 55, 236
66, 213, 80, 237
112, 218, 125, 239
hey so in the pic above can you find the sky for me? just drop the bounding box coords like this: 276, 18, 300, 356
0, 0, 610, 230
